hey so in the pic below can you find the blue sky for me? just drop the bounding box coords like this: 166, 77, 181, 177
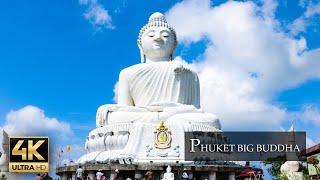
0, 0, 320, 178
0, 0, 182, 128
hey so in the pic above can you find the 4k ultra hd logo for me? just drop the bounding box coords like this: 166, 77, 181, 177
9, 137, 49, 173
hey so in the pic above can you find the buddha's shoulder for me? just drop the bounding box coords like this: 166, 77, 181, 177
119, 63, 148, 76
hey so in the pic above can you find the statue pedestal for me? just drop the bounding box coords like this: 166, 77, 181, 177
134, 171, 143, 179
56, 164, 247, 180
60, 173, 69, 180
88, 171, 96, 180
209, 172, 216, 180
78, 116, 220, 165
228, 172, 235, 180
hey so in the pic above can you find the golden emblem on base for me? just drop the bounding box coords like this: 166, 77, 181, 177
154, 121, 172, 149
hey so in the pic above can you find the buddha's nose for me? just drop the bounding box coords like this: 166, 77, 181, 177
154, 33, 162, 41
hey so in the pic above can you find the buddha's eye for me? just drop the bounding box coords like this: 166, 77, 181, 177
162, 32, 169, 37
148, 32, 155, 37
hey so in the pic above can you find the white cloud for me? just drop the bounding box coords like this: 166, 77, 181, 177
285, 125, 317, 148
306, 136, 317, 148
0, 106, 75, 155
299, 0, 309, 8
305, 2, 320, 17
0, 105, 79, 178
290, 1, 320, 35
261, 0, 279, 27
291, 18, 307, 35
298, 105, 320, 125
165, 0, 320, 130
80, 0, 114, 30
113, 81, 119, 103
2, 105, 72, 137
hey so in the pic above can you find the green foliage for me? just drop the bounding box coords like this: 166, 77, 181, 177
299, 162, 313, 180
307, 156, 319, 165
263, 156, 313, 180
0, 174, 7, 180
308, 156, 320, 179
262, 156, 286, 179
277, 173, 289, 180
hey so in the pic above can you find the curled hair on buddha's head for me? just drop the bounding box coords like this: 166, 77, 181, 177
137, 12, 178, 63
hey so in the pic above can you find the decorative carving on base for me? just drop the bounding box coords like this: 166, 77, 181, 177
146, 144, 180, 158
154, 121, 172, 149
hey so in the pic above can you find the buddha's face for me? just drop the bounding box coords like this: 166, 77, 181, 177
141, 26, 175, 62
166, 166, 171, 172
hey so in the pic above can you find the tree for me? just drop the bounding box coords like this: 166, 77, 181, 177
307, 156, 319, 179
262, 156, 286, 179
0, 174, 7, 180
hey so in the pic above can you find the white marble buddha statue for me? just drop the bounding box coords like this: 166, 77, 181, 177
0, 130, 9, 172
117, 12, 199, 108
78, 12, 221, 165
162, 165, 174, 180
96, 12, 220, 130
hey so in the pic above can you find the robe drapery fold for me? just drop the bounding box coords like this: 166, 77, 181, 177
118, 61, 200, 108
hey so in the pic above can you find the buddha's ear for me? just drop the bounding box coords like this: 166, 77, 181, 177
138, 43, 146, 63
170, 45, 176, 61
170, 52, 175, 61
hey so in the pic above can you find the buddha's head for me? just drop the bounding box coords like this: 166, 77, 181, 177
138, 12, 177, 63
166, 165, 172, 173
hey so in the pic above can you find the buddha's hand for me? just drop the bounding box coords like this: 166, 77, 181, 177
144, 105, 164, 112
173, 65, 184, 75
96, 104, 118, 127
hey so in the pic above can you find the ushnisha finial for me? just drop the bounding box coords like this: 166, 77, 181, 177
148, 12, 167, 23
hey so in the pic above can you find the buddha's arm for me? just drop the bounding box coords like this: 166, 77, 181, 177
117, 69, 134, 106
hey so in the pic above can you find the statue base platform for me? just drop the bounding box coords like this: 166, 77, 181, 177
78, 109, 221, 165
56, 162, 252, 180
